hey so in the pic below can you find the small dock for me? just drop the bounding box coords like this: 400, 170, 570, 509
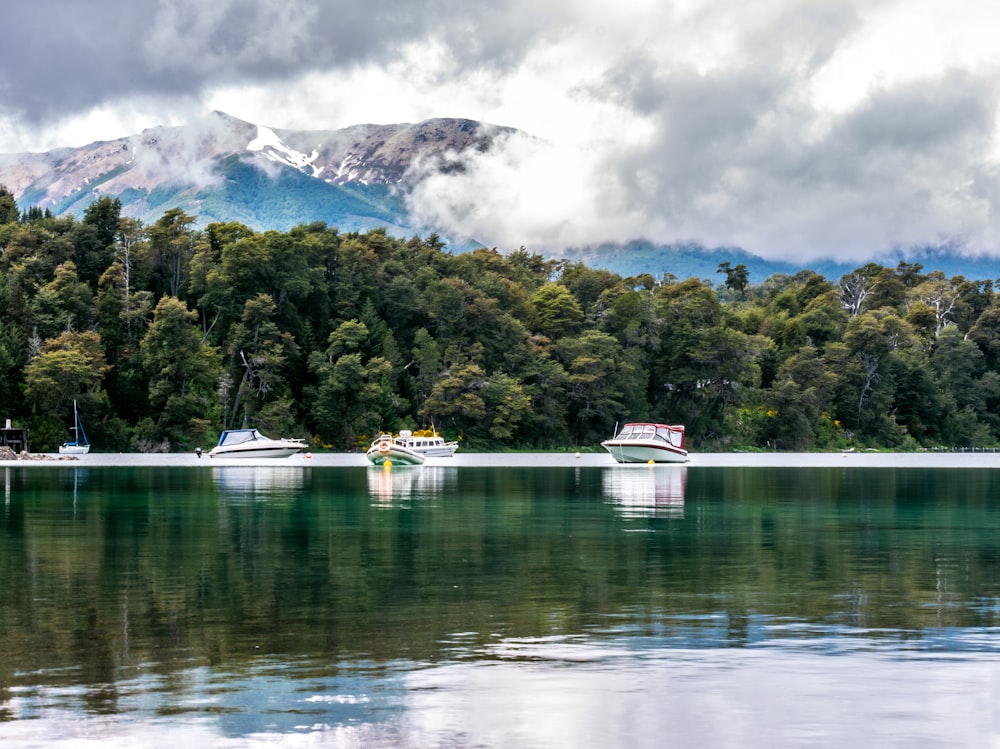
0, 419, 29, 454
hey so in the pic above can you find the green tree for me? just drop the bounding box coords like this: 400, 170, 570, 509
410, 327, 442, 417
30, 261, 94, 339
968, 305, 1000, 371
73, 196, 122, 286
479, 373, 532, 442
836, 308, 921, 444
0, 184, 17, 224
0, 273, 18, 412
148, 208, 196, 298
188, 221, 256, 340
139, 296, 220, 450
837, 266, 884, 317
652, 278, 757, 443
307, 320, 394, 448
96, 263, 153, 433
717, 261, 750, 299
223, 294, 298, 429
527, 283, 584, 339
762, 346, 837, 450
114, 217, 152, 342
907, 272, 962, 337
560, 262, 621, 315
22, 330, 109, 449
554, 330, 642, 444
420, 345, 488, 437
511, 337, 571, 447
930, 328, 996, 445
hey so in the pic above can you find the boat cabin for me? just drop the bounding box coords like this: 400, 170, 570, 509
613, 423, 685, 449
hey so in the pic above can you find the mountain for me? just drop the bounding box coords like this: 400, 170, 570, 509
0, 111, 515, 235
3, 111, 999, 283
563, 241, 1000, 285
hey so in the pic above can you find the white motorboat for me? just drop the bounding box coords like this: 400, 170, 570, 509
366, 434, 425, 466
59, 400, 90, 455
601, 422, 688, 463
394, 429, 458, 457
208, 428, 306, 458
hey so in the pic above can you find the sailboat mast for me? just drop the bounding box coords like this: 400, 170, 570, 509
75, 401, 88, 446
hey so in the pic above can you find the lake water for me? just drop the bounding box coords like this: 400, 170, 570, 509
2, 452, 1000, 748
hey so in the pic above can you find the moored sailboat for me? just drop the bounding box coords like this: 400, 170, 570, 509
59, 400, 90, 455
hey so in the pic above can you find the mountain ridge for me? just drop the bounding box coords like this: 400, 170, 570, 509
3, 112, 999, 283
563, 240, 1000, 286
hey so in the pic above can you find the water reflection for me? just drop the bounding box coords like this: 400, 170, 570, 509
602, 465, 686, 518
367, 465, 456, 505
212, 466, 307, 500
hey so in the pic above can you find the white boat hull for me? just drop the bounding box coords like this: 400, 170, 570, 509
601, 440, 688, 463
208, 444, 304, 458
59, 444, 90, 455
423, 447, 457, 457
367, 449, 425, 466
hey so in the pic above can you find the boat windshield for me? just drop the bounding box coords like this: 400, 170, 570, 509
616, 424, 656, 440
218, 430, 264, 446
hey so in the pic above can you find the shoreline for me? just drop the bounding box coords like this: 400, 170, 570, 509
1, 450, 998, 469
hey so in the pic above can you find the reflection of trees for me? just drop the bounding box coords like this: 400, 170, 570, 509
3, 466, 1000, 710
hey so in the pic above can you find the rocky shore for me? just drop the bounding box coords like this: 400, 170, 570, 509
0, 447, 78, 461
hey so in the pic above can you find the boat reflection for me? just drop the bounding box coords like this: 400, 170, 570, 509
212, 466, 307, 500
602, 465, 686, 518
367, 465, 455, 505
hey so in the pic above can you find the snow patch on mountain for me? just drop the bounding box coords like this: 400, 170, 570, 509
247, 126, 320, 176
333, 154, 370, 185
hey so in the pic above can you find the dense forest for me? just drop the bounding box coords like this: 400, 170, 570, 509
1, 186, 999, 453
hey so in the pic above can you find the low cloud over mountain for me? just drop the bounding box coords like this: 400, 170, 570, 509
0, 111, 519, 237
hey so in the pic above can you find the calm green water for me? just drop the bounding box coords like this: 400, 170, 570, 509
2, 462, 1000, 747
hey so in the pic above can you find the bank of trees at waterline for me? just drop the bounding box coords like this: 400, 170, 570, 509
1, 188, 999, 452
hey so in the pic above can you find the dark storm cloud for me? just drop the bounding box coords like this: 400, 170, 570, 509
0, 0, 548, 125
2, 2, 161, 120
567, 13, 1000, 259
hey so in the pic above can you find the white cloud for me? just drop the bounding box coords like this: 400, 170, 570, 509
808, 0, 1000, 114
405, 131, 659, 250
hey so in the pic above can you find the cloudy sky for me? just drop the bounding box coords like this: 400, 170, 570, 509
3, 0, 1000, 262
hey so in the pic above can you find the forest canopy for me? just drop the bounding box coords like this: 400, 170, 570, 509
1, 186, 998, 453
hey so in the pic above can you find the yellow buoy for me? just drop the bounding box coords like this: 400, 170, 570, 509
384, 460, 392, 468
648, 459, 655, 465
